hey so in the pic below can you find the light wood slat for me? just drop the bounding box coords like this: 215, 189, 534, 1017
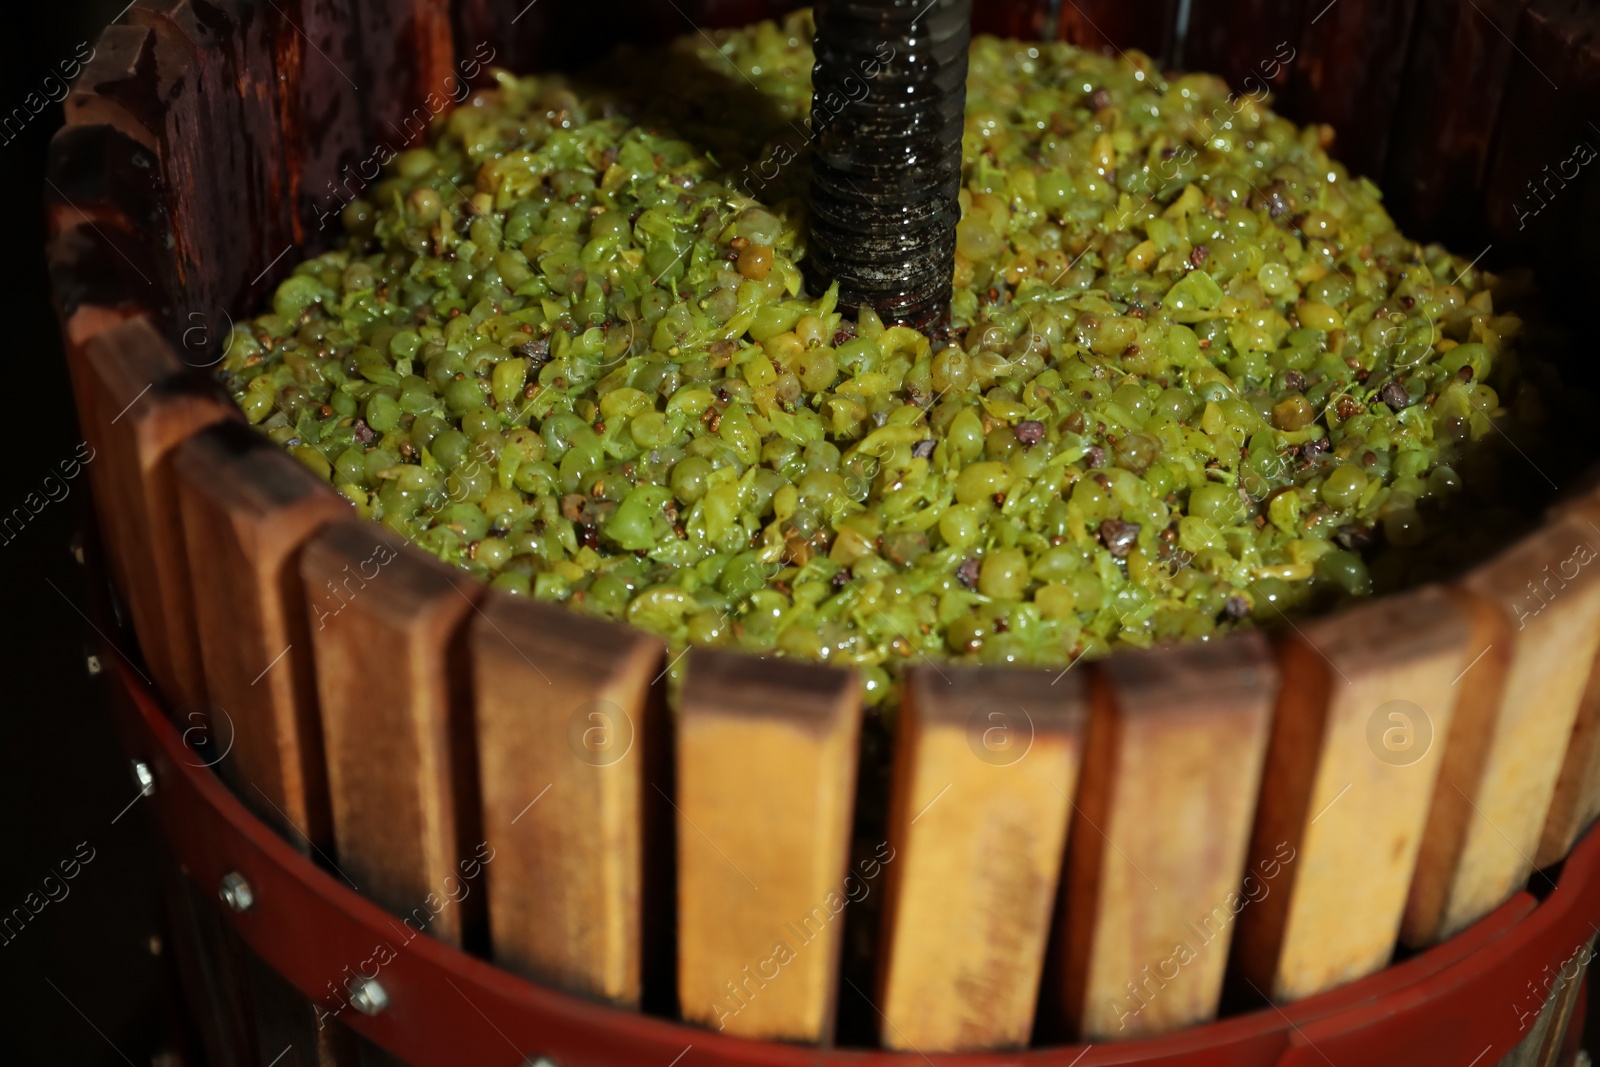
1232, 588, 1470, 1004
1403, 514, 1600, 947
302, 521, 482, 947
876, 664, 1087, 1051
173, 422, 351, 850
1539, 492, 1600, 866
677, 649, 862, 1043
83, 315, 237, 711
470, 595, 667, 1006
1055, 633, 1277, 1040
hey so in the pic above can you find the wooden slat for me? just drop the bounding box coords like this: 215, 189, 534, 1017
972, 0, 1049, 40
1057, 0, 1182, 68
82, 316, 237, 711
1231, 588, 1470, 1004
676, 649, 862, 1042
173, 422, 351, 850
269, 0, 367, 244
471, 595, 667, 1006
1537, 493, 1600, 867
875, 665, 1087, 1051
1053, 633, 1277, 1040
302, 522, 482, 947
128, 0, 297, 323
1279, 0, 1423, 183
352, 0, 455, 151
1182, 0, 1304, 95
1382, 0, 1534, 242
1403, 515, 1600, 947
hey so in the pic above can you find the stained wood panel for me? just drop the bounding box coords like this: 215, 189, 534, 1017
1054, 633, 1277, 1040
303, 522, 483, 947
676, 649, 862, 1043
173, 422, 352, 850
471, 594, 668, 1006
875, 665, 1087, 1051
82, 316, 238, 711
1232, 589, 1469, 1004
1404, 514, 1600, 946
1057, 0, 1181, 68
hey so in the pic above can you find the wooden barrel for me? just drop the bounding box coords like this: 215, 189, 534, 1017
46, 1, 1600, 1064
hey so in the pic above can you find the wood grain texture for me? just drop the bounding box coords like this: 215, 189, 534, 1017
82, 315, 238, 712
302, 522, 483, 947
1054, 633, 1277, 1041
1280, 0, 1422, 183
173, 421, 352, 851
1383, 0, 1534, 242
1183, 0, 1305, 96
1403, 514, 1600, 947
471, 594, 668, 1007
1538, 491, 1600, 867
268, 0, 368, 244
677, 648, 862, 1043
127, 0, 298, 325
352, 0, 456, 151
875, 665, 1086, 1052
1056, 0, 1181, 68
1231, 588, 1469, 1004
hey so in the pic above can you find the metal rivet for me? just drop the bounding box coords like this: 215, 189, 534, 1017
219, 872, 254, 913
86, 654, 103, 676
132, 761, 155, 797
522, 1059, 558, 1067
349, 978, 389, 1016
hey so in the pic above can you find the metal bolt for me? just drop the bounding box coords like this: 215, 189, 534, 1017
218, 872, 254, 913
86, 654, 103, 676
132, 761, 155, 797
522, 1059, 558, 1067
348, 978, 389, 1016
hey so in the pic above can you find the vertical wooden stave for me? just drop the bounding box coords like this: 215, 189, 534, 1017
470, 594, 668, 1007
81, 316, 239, 711
1404, 515, 1600, 947
1537, 492, 1600, 867
1383, 0, 1534, 243
1052, 633, 1277, 1041
1183, 0, 1305, 95
126, 0, 298, 328
350, 0, 456, 154
1230, 588, 1470, 1004
269, 0, 370, 247
1056, 0, 1182, 68
676, 649, 862, 1043
172, 422, 353, 850
1276, 0, 1423, 184
875, 665, 1087, 1052
303, 522, 483, 948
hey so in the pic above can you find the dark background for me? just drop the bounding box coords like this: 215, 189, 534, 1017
0, 2, 173, 1064
2, 1, 1598, 1064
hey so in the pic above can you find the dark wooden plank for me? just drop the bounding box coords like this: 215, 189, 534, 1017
1280, 0, 1423, 183
1383, 0, 1535, 244
270, 0, 369, 245
127, 0, 299, 328
1057, 0, 1182, 68
173, 422, 352, 852
82, 316, 238, 712
1183, 0, 1305, 95
1481, 0, 1600, 310
303, 522, 484, 948
974, 0, 1049, 41
350, 0, 455, 151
